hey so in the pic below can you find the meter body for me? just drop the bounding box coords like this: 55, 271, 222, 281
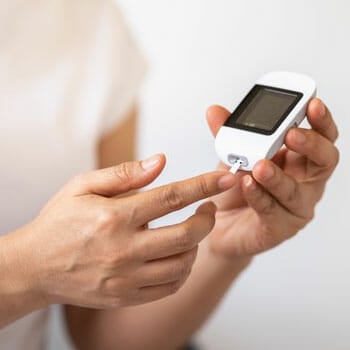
215, 71, 316, 171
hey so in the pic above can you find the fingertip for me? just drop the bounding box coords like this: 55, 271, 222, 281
307, 98, 326, 119
217, 172, 236, 190
252, 159, 266, 173
206, 105, 230, 119
141, 153, 165, 171
206, 105, 216, 120
158, 153, 167, 167
139, 154, 166, 187
206, 105, 231, 137
252, 159, 274, 183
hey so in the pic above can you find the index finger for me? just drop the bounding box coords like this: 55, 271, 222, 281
121, 171, 235, 226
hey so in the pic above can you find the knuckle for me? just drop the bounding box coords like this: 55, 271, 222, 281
260, 196, 277, 216
285, 181, 300, 207
187, 244, 198, 258
139, 234, 156, 258
175, 259, 189, 279
159, 185, 185, 211
124, 203, 139, 226
189, 246, 199, 263
117, 247, 133, 264
104, 248, 132, 269
101, 277, 131, 304
69, 173, 85, 189
175, 225, 193, 251
95, 208, 116, 230
265, 166, 281, 188
151, 268, 165, 284
113, 162, 134, 184
303, 208, 315, 222
331, 147, 340, 169
103, 254, 120, 269
177, 250, 197, 277
104, 278, 123, 295
322, 145, 339, 172
127, 287, 141, 301
199, 212, 216, 234
96, 209, 115, 226
333, 125, 339, 141
305, 129, 315, 147
183, 252, 195, 272
168, 280, 183, 295
197, 176, 211, 197
108, 296, 123, 308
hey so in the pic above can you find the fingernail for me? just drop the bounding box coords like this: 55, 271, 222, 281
293, 130, 306, 144
141, 154, 161, 170
218, 173, 235, 190
319, 102, 326, 117
261, 164, 274, 181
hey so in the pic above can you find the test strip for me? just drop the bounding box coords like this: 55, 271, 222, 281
230, 160, 242, 174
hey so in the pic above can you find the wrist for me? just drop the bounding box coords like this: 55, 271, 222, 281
0, 224, 50, 312
202, 238, 253, 276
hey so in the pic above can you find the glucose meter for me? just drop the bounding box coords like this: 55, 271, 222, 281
215, 71, 316, 172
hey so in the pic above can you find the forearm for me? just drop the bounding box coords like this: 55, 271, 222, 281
0, 225, 47, 329
66, 241, 251, 350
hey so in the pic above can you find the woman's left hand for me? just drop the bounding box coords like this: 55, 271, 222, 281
206, 98, 339, 261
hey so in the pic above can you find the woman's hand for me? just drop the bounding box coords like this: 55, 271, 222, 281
206, 98, 339, 261
5, 154, 236, 311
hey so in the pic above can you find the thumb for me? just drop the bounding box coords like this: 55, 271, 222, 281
206, 105, 231, 137
66, 154, 166, 197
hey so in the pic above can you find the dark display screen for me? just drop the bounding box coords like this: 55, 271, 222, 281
224, 85, 303, 135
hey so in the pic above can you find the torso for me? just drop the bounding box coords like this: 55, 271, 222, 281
0, 0, 144, 348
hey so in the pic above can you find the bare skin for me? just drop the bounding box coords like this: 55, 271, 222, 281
0, 126, 237, 328
207, 98, 339, 259
64, 98, 339, 350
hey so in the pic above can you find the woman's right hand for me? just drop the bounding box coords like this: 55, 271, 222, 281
11, 154, 235, 309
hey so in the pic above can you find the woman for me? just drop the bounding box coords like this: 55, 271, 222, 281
0, 0, 339, 349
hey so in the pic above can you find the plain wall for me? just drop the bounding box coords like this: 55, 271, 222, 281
49, 1, 350, 349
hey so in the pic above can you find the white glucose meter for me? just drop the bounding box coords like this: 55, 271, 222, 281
215, 71, 316, 173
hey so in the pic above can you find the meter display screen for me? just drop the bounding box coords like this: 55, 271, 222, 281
224, 85, 303, 135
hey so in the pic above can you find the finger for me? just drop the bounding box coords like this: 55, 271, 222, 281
271, 148, 288, 169
206, 105, 230, 137
252, 160, 311, 218
123, 171, 233, 226
242, 175, 282, 219
136, 247, 198, 287
306, 98, 339, 143
135, 202, 216, 260
285, 128, 339, 170
210, 168, 247, 210
66, 154, 166, 197
241, 175, 301, 250
135, 279, 186, 304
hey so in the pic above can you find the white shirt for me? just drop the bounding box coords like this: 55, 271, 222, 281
0, 0, 145, 348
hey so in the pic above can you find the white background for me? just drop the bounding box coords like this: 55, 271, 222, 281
50, 1, 350, 349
